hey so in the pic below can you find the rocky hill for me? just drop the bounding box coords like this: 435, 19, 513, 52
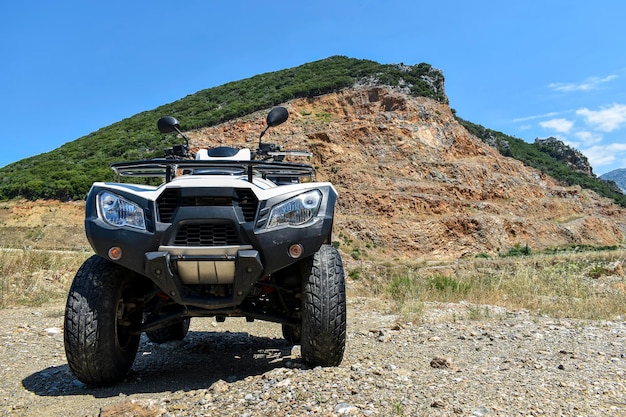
2, 86, 625, 260
0, 57, 447, 201
186, 86, 626, 260
2, 56, 623, 208
601, 168, 626, 193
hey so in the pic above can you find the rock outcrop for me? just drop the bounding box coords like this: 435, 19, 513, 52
534, 137, 594, 175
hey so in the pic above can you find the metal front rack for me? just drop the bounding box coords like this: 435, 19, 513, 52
111, 159, 315, 183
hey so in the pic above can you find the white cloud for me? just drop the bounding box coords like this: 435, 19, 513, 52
608, 143, 626, 152
539, 118, 574, 133
582, 143, 626, 168
576, 103, 626, 132
548, 74, 618, 92
584, 149, 616, 167
573, 130, 603, 145
513, 112, 559, 123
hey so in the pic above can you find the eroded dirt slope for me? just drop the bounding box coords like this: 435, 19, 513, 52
2, 87, 625, 260
191, 87, 626, 260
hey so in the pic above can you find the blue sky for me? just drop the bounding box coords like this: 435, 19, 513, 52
2, 1, 625, 175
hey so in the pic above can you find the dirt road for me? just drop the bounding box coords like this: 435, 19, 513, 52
1, 298, 624, 416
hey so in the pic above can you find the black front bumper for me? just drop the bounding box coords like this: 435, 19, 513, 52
144, 249, 264, 308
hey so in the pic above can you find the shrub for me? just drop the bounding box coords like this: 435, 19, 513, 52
502, 242, 532, 257
428, 274, 471, 294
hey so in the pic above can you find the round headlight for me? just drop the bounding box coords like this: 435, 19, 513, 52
101, 193, 117, 209
301, 192, 320, 209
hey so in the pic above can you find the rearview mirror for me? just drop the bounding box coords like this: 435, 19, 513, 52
266, 107, 289, 127
157, 116, 181, 134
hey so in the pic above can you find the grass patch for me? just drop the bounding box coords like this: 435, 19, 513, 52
382, 250, 626, 321
351, 247, 366, 260
0, 248, 91, 308
314, 112, 332, 122
348, 268, 362, 280
428, 275, 471, 295
387, 274, 424, 321
3, 244, 625, 323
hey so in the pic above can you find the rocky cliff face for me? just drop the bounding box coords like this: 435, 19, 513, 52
190, 87, 626, 260
535, 137, 594, 175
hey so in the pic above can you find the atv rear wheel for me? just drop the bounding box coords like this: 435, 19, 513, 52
145, 317, 191, 344
64, 255, 144, 386
300, 244, 346, 366
281, 323, 302, 345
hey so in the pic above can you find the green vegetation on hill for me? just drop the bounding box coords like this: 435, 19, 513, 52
457, 118, 626, 207
0, 56, 445, 201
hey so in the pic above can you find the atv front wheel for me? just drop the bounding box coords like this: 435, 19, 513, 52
64, 255, 144, 386
300, 244, 347, 366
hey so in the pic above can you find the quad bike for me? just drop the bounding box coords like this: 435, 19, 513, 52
63, 107, 346, 386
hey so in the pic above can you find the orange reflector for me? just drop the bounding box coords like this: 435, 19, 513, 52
108, 246, 123, 260
288, 244, 304, 258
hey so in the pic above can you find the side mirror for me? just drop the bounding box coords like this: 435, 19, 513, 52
157, 116, 181, 134
157, 116, 190, 150
266, 107, 289, 127
258, 107, 289, 148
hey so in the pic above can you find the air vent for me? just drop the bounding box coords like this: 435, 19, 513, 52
174, 223, 239, 246
235, 189, 258, 222
157, 189, 180, 223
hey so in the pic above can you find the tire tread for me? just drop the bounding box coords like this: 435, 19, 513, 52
300, 244, 346, 366
64, 255, 141, 386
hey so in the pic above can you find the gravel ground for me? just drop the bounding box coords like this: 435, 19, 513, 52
0, 297, 624, 417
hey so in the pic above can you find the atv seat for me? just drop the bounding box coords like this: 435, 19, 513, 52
196, 147, 251, 161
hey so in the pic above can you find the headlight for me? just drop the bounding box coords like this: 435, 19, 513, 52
98, 191, 146, 230
266, 190, 322, 229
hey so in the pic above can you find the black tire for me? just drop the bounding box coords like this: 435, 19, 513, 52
145, 317, 190, 344
281, 323, 301, 345
300, 244, 347, 367
64, 255, 144, 386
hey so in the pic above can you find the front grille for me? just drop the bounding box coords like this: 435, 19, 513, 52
181, 196, 233, 207
156, 188, 259, 223
174, 223, 239, 246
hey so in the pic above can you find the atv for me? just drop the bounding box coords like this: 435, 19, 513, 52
64, 107, 346, 386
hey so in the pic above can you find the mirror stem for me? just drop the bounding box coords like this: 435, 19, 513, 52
174, 127, 190, 148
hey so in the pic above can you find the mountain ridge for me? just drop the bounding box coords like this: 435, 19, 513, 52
0, 56, 446, 201
0, 56, 624, 208
600, 168, 626, 193
0, 85, 624, 260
